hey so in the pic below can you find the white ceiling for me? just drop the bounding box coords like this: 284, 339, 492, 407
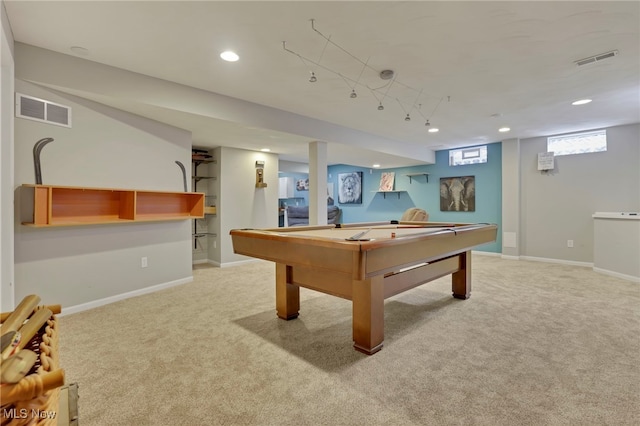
4, 0, 640, 169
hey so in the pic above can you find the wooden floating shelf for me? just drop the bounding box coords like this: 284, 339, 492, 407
21, 184, 204, 227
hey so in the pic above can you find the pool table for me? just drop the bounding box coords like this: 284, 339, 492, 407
230, 221, 497, 354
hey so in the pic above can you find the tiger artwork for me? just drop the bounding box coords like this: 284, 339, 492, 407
338, 172, 362, 204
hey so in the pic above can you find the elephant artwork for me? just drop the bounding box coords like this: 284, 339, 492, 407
440, 176, 475, 211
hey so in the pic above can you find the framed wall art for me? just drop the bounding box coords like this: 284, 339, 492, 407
378, 172, 395, 191
338, 172, 363, 204
296, 178, 309, 191
440, 176, 475, 211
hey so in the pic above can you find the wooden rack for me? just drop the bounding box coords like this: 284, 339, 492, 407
21, 184, 204, 227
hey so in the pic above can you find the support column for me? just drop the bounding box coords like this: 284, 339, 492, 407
502, 138, 521, 258
308, 141, 328, 225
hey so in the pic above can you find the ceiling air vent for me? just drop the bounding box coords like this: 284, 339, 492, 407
16, 93, 72, 128
575, 50, 618, 67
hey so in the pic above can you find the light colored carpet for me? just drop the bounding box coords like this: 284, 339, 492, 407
59, 255, 640, 425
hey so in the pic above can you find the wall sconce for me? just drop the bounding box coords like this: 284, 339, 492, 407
255, 160, 267, 188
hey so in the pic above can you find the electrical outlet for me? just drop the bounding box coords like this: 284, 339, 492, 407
141, 257, 148, 268
567, 240, 574, 248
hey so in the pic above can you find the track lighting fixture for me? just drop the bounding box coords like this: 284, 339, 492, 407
283, 20, 448, 127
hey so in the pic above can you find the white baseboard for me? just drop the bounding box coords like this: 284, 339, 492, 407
593, 267, 640, 283
192, 259, 268, 268
500, 254, 521, 261
474, 250, 597, 269
193, 259, 263, 268
520, 255, 593, 268
220, 258, 264, 268
59, 276, 193, 316
473, 250, 597, 268
466, 251, 595, 268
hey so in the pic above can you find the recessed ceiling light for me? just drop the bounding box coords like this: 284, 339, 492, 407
260, 148, 271, 152
220, 51, 239, 62
428, 128, 439, 133
372, 164, 381, 168
572, 99, 592, 106
499, 127, 511, 132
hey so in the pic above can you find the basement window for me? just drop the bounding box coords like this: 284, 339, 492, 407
547, 130, 607, 156
449, 145, 487, 166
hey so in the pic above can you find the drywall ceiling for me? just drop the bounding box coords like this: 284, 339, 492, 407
5, 1, 639, 168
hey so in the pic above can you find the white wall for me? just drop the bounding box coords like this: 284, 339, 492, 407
219, 146, 279, 265
0, 1, 15, 310
13, 80, 194, 310
520, 124, 639, 264
14, 42, 434, 165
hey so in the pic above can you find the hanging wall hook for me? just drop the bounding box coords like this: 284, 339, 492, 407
175, 161, 187, 192
33, 137, 54, 184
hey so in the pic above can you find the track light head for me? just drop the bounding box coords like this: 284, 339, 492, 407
405, 114, 411, 122
350, 89, 357, 98
380, 69, 395, 80
425, 120, 430, 126
377, 103, 384, 111
309, 72, 317, 82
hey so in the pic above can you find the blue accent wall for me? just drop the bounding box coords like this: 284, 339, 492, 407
327, 142, 502, 253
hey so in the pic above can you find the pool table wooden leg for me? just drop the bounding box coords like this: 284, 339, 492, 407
275, 263, 300, 320
452, 251, 471, 300
352, 275, 384, 355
